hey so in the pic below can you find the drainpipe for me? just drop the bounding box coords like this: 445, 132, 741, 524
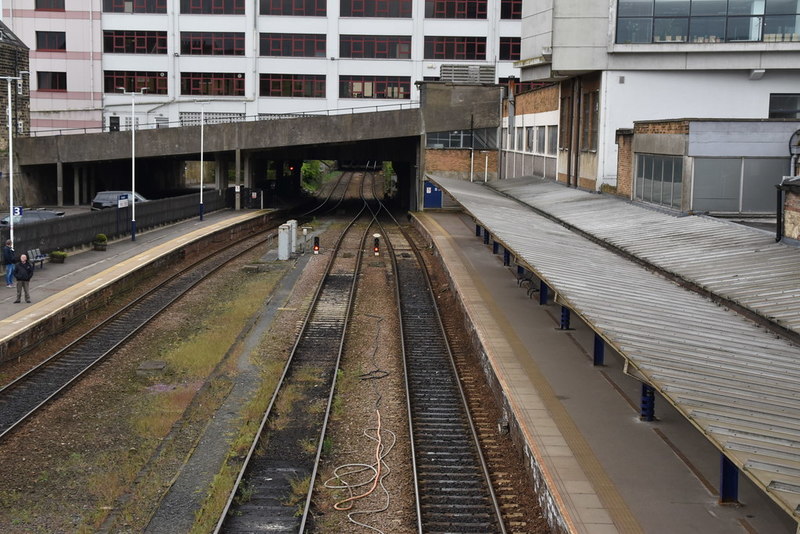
776, 180, 784, 243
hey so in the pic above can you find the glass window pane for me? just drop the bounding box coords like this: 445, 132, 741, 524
727, 16, 763, 40
654, 18, 689, 40
617, 18, 653, 43
764, 15, 800, 40
547, 126, 558, 155
729, 0, 765, 15
765, 0, 800, 15
689, 16, 726, 42
619, 0, 654, 17
769, 93, 800, 117
654, 0, 689, 16
691, 0, 727, 15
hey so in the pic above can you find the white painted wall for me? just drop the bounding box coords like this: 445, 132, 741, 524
598, 69, 800, 185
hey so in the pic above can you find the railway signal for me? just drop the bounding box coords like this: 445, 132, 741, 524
373, 233, 380, 256
313, 236, 320, 254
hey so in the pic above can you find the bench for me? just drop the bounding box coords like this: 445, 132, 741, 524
27, 248, 46, 270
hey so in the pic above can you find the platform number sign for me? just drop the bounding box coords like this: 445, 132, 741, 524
118, 194, 129, 208
12, 206, 22, 216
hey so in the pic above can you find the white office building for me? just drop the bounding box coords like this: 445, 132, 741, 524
3, 0, 521, 134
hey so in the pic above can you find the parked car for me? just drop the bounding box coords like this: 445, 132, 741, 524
91, 191, 148, 210
0, 208, 65, 226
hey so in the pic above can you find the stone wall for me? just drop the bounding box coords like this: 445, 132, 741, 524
615, 129, 633, 197
785, 190, 800, 240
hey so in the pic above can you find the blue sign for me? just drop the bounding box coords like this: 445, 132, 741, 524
12, 206, 22, 216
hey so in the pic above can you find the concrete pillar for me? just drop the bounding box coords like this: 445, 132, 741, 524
82, 167, 89, 204
243, 153, 252, 188
215, 155, 224, 190
278, 224, 290, 260
56, 161, 64, 207
73, 166, 80, 206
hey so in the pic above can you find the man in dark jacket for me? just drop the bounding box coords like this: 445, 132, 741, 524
13, 253, 33, 303
3, 240, 14, 287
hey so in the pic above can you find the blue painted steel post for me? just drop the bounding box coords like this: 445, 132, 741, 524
640, 384, 655, 421
492, 241, 499, 254
475, 224, 481, 237
720, 455, 740, 504
560, 306, 571, 330
593, 333, 605, 366
539, 281, 548, 305
483, 230, 490, 245
503, 248, 510, 266
517, 265, 524, 277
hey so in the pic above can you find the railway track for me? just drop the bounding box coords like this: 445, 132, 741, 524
216, 172, 376, 532
0, 230, 276, 440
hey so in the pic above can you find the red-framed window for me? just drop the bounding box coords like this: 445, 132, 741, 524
103, 0, 167, 13
340, 35, 411, 58
499, 77, 549, 96
35, 0, 64, 10
259, 33, 326, 57
181, 32, 245, 55
499, 37, 520, 60
424, 36, 486, 59
103, 31, 167, 54
180, 0, 244, 14
37, 71, 67, 91
339, 75, 410, 99
425, 0, 486, 18
340, 0, 411, 17
104, 71, 168, 94
260, 0, 326, 16
500, 0, 521, 19
181, 72, 245, 96
36, 31, 66, 51
259, 74, 326, 97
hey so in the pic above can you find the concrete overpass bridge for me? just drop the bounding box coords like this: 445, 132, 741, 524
12, 83, 503, 211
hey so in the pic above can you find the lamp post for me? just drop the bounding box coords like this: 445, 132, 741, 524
3, 71, 27, 245
195, 100, 210, 221
117, 86, 147, 241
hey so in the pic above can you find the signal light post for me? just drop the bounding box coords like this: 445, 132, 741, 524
373, 233, 380, 256
313, 236, 319, 255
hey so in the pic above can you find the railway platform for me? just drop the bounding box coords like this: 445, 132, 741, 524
413, 208, 796, 534
0, 208, 269, 361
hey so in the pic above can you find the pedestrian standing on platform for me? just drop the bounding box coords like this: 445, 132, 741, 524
13, 253, 33, 304
3, 240, 15, 287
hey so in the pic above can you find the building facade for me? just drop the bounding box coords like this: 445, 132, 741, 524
3, 0, 522, 134
517, 0, 800, 193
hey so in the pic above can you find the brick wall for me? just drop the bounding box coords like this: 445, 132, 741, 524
785, 191, 800, 240
616, 130, 634, 197
634, 120, 689, 135
425, 149, 499, 180
515, 84, 559, 115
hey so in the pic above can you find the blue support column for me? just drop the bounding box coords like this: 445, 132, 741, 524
475, 224, 481, 237
640, 384, 655, 421
539, 281, 548, 305
517, 265, 524, 277
559, 306, 572, 330
492, 241, 499, 254
720, 455, 740, 504
593, 333, 605, 366
503, 248, 510, 266
483, 230, 490, 245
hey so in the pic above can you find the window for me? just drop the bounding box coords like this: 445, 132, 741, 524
616, 0, 800, 43
499, 37, 520, 60
339, 76, 411, 99
559, 95, 572, 149
103, 0, 167, 13
260, 33, 326, 57
37, 72, 67, 92
340, 35, 412, 58
36, 31, 66, 51
769, 93, 800, 118
525, 126, 534, 151
181, 73, 245, 96
581, 91, 599, 151
501, 0, 521, 19
499, 77, 548, 95
180, 0, 244, 14
261, 0, 326, 16
635, 154, 683, 208
426, 128, 497, 148
536, 126, 546, 153
341, 0, 411, 17
515, 127, 524, 150
35, 0, 64, 9
181, 33, 245, 55
424, 36, 486, 59
547, 126, 558, 155
104, 71, 168, 94
260, 74, 326, 97
425, 0, 487, 18
104, 31, 167, 54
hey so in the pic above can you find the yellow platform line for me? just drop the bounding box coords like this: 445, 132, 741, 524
416, 212, 642, 534
0, 211, 266, 345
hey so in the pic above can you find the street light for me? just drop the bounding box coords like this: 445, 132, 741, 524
195, 100, 210, 221
117, 86, 147, 241
2, 71, 27, 245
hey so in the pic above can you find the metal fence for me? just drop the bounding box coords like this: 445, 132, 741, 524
1, 190, 226, 259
